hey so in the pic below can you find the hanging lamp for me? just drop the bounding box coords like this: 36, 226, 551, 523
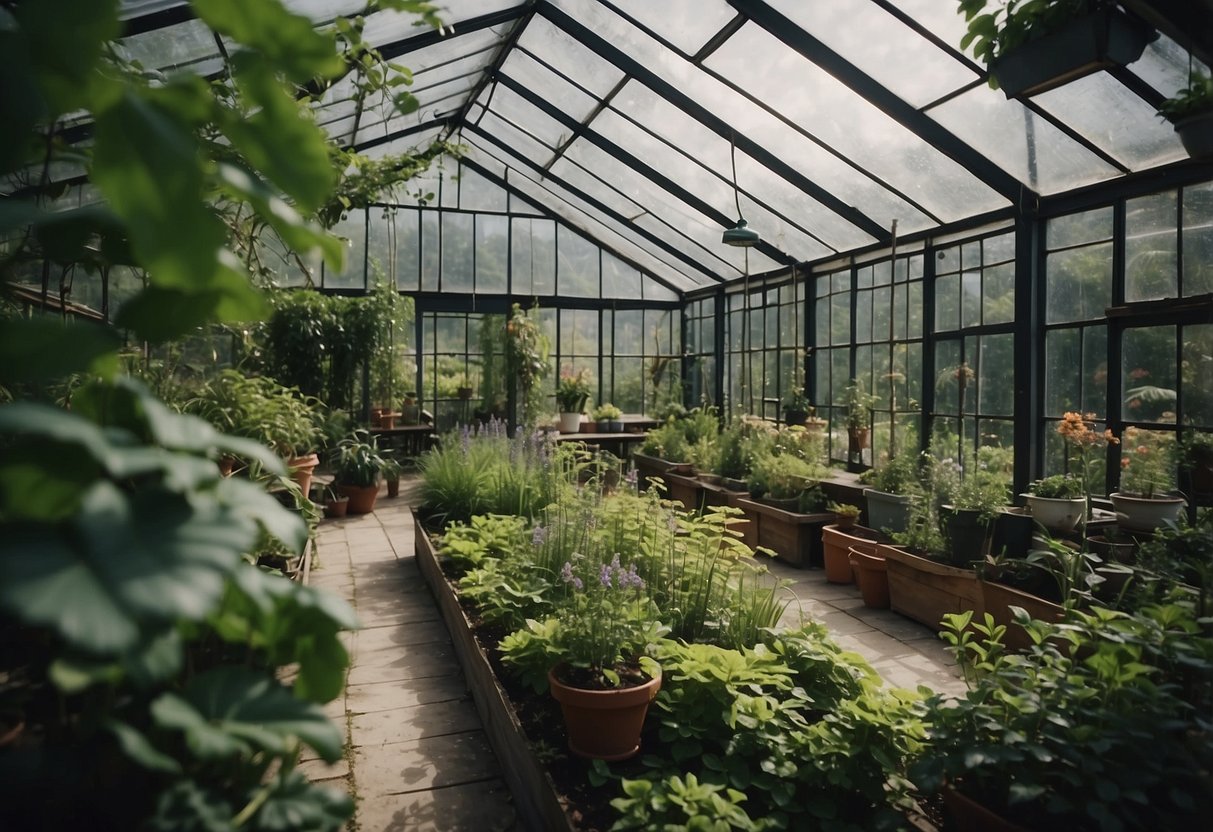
722, 133, 760, 247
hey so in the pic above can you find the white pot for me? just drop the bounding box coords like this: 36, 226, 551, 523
1023, 493, 1086, 534
558, 411, 582, 433
1109, 492, 1186, 532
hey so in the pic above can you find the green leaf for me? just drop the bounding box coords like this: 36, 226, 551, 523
192, 0, 343, 83
221, 52, 335, 213
16, 0, 119, 113
33, 204, 134, 267
0, 317, 121, 384
215, 163, 344, 269
152, 666, 344, 762
0, 482, 255, 654
115, 266, 267, 343
106, 720, 183, 774
92, 89, 231, 292
146, 781, 233, 832
255, 770, 353, 831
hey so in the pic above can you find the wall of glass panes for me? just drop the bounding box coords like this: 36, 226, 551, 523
684, 296, 718, 408
724, 281, 803, 421
1043, 181, 1213, 494
931, 229, 1016, 468
811, 255, 924, 466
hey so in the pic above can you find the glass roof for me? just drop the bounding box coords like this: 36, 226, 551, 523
113, 0, 1211, 293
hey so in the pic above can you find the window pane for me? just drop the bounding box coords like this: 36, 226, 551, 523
1123, 326, 1177, 423
1183, 324, 1213, 426
1125, 190, 1178, 302
441, 213, 474, 292
475, 214, 508, 293
1046, 242, 1111, 323
1183, 182, 1213, 297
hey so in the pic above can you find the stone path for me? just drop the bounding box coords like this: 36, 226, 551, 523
301, 478, 963, 830
304, 479, 517, 832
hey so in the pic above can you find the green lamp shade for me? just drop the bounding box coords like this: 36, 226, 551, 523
722, 218, 760, 247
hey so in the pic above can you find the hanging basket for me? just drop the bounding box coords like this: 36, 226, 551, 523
988, 7, 1155, 98
1174, 110, 1213, 159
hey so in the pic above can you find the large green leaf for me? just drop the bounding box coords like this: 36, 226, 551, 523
151, 666, 344, 762
192, 0, 343, 83
91, 90, 230, 293
16, 0, 118, 114
0, 317, 121, 384
254, 770, 352, 831
114, 265, 267, 343
0, 25, 44, 175
216, 163, 344, 270
222, 53, 335, 214
0, 482, 255, 654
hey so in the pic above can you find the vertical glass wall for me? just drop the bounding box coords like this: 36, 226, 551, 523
684, 296, 717, 408
725, 281, 804, 421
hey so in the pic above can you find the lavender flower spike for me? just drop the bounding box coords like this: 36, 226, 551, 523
599, 563, 612, 588
532, 525, 547, 547
560, 561, 576, 584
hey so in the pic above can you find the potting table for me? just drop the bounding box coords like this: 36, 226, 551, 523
369, 423, 434, 462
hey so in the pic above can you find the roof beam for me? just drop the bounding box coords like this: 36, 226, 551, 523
496, 74, 796, 268
536, 3, 894, 245
726, 0, 1026, 203
448, 2, 539, 138
374, 6, 530, 61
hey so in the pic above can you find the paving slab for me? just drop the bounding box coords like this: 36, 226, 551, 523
354, 731, 500, 797
355, 778, 516, 832
350, 699, 483, 747
347, 675, 469, 715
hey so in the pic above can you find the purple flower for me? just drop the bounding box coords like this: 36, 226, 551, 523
532, 525, 547, 547
560, 561, 575, 584
624, 563, 644, 590
599, 564, 612, 588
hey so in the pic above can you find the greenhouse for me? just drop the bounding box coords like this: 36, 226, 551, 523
2, 0, 1212, 830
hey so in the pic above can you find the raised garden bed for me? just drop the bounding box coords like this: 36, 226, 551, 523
736, 497, 833, 568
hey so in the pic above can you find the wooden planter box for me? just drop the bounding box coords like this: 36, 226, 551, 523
877, 543, 983, 631
978, 579, 1064, 652
412, 511, 574, 832
737, 498, 833, 568
663, 471, 705, 513
821, 524, 881, 584
631, 452, 693, 493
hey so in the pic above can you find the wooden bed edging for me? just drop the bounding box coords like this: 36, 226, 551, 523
411, 509, 575, 832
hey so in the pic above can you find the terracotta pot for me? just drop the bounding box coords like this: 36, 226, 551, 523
287, 453, 319, 497
847, 427, 870, 453
822, 524, 859, 584
942, 786, 1031, 832
379, 411, 398, 430
833, 513, 857, 530
849, 547, 889, 608
548, 666, 661, 761
324, 497, 350, 519
218, 455, 237, 477
337, 482, 379, 514
1109, 492, 1186, 532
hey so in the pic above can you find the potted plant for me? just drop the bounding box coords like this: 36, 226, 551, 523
828, 501, 861, 531
860, 449, 920, 535
958, 0, 1156, 98
1024, 473, 1086, 533
543, 555, 662, 761
911, 605, 1213, 831
821, 502, 862, 583
382, 455, 403, 498
400, 391, 420, 425
323, 486, 350, 519
689, 435, 722, 485
944, 464, 1011, 562
843, 379, 875, 455
1112, 427, 1185, 531
556, 368, 591, 433
333, 429, 389, 514
782, 385, 812, 427
592, 402, 624, 432
1157, 71, 1213, 158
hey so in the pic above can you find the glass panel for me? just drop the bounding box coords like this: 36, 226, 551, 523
643, 278, 678, 301
511, 217, 556, 296
1046, 242, 1112, 324
706, 23, 1005, 221
928, 88, 1118, 194
486, 83, 572, 150
1034, 74, 1184, 171
936, 274, 959, 332
458, 165, 508, 213
1184, 181, 1213, 297
1183, 324, 1213, 426
324, 210, 366, 289
1123, 326, 1177, 424
1045, 329, 1080, 417
1125, 190, 1178, 302
557, 228, 599, 298
979, 334, 1014, 416
516, 14, 625, 99
475, 214, 508, 293
474, 111, 554, 166
1049, 207, 1113, 249
611, 0, 737, 57
393, 208, 420, 291
441, 213, 474, 292
498, 48, 598, 124
1082, 326, 1107, 418
768, 0, 977, 107
118, 19, 218, 73
983, 262, 1014, 325
602, 252, 641, 298
1129, 35, 1211, 101
420, 210, 439, 291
